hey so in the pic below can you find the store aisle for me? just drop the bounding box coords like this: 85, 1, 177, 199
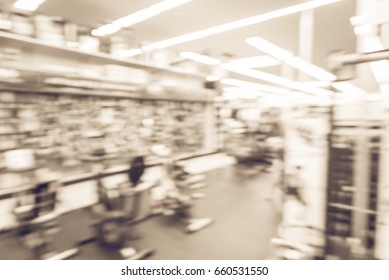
74, 164, 281, 260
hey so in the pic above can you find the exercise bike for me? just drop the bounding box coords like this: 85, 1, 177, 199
90, 156, 155, 260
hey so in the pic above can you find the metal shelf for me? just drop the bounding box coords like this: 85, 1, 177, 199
0, 30, 207, 79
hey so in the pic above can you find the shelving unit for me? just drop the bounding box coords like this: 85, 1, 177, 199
0, 30, 207, 78
324, 120, 384, 259
0, 24, 219, 190
327, 135, 355, 239
367, 136, 380, 249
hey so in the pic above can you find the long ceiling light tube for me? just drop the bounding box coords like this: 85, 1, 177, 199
229, 55, 280, 68
179, 51, 221, 65
221, 63, 290, 85
221, 63, 333, 96
92, 0, 192, 37
13, 0, 45, 11
246, 36, 337, 81
221, 78, 289, 94
149, 0, 342, 49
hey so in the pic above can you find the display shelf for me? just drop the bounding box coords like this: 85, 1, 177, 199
0, 30, 207, 79
0, 149, 217, 200
0, 82, 214, 103
3, 65, 147, 87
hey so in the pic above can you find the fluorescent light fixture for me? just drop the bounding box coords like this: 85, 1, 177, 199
362, 36, 389, 83
149, 0, 341, 49
246, 37, 293, 61
230, 55, 280, 68
114, 0, 191, 27
366, 93, 387, 101
221, 63, 334, 96
92, 0, 191, 36
369, 60, 389, 83
303, 81, 331, 87
91, 24, 121, 37
13, 0, 45, 11
380, 83, 389, 93
221, 63, 289, 85
221, 78, 288, 94
289, 82, 334, 96
246, 36, 336, 81
362, 36, 383, 52
332, 81, 365, 94
180, 52, 221, 65
286, 56, 337, 81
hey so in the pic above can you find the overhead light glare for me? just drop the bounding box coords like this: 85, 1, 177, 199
92, 0, 191, 36
113, 48, 143, 58
333, 81, 365, 94
13, 0, 45, 11
221, 63, 289, 85
246, 37, 293, 61
91, 24, 121, 37
289, 82, 334, 96
206, 75, 221, 81
180, 52, 221, 65
286, 56, 336, 81
149, 0, 341, 49
221, 78, 288, 94
230, 55, 280, 68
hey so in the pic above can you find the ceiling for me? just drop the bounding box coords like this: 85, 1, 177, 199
2, 0, 360, 86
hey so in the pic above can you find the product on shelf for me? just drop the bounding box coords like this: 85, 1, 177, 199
0, 90, 208, 172
34, 15, 65, 46
103, 64, 149, 84
4, 149, 35, 170
10, 13, 34, 37
0, 11, 11, 31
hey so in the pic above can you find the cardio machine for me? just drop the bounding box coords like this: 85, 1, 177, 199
91, 156, 155, 260
13, 180, 79, 260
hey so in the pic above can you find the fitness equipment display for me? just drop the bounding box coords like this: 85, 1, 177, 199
270, 225, 324, 260
90, 156, 155, 260
151, 145, 213, 233
13, 179, 79, 260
